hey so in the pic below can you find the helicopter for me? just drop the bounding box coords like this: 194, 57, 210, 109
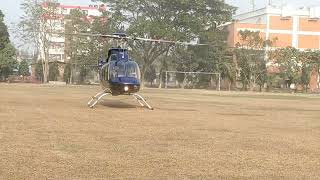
58, 32, 210, 110
86, 33, 154, 109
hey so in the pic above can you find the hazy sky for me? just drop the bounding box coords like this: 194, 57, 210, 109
1, 0, 320, 44
0, 0, 92, 30
226, 0, 320, 14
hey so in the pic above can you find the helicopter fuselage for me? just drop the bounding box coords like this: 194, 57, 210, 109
99, 48, 141, 96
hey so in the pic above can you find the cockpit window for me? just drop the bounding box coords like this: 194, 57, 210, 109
110, 62, 125, 79
126, 62, 140, 79
109, 61, 140, 80
110, 54, 117, 61
117, 62, 126, 77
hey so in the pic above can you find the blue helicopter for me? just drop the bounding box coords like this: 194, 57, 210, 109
86, 33, 155, 109
83, 33, 210, 110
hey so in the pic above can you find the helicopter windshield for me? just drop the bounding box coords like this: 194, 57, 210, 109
126, 62, 140, 79
109, 61, 140, 80
116, 62, 126, 77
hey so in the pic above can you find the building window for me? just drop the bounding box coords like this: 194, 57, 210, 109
49, 54, 63, 61
281, 16, 291, 20
62, 8, 68, 14
82, 10, 88, 15
308, 18, 319, 22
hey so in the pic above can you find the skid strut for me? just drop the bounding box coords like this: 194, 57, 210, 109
132, 94, 154, 110
87, 91, 110, 108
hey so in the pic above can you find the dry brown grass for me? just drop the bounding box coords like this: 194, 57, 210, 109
0, 83, 320, 179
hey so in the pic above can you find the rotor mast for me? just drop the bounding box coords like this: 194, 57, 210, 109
111, 33, 128, 49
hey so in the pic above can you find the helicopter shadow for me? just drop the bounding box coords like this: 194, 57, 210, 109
100, 99, 139, 109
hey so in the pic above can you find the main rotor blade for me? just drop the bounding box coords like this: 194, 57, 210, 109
47, 32, 212, 46
62, 32, 131, 39
132, 37, 210, 46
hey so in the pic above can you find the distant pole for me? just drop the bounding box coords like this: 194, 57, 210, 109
165, 71, 168, 89
218, 74, 221, 91
250, 0, 256, 11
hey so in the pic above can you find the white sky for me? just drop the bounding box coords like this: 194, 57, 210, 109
1, 0, 320, 45
225, 0, 320, 14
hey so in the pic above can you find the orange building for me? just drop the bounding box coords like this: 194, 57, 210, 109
226, 5, 320, 91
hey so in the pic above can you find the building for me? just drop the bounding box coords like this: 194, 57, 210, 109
227, 5, 320, 49
226, 5, 320, 91
41, 2, 106, 63
35, 2, 106, 82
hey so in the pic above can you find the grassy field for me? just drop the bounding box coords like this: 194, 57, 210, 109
0, 83, 320, 179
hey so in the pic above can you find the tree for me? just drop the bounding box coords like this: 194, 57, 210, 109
18, 59, 30, 77
256, 58, 268, 92
269, 47, 301, 88
65, 8, 111, 84
98, 0, 236, 86
48, 61, 59, 81
65, 8, 90, 83
171, 29, 236, 90
144, 65, 157, 86
0, 10, 17, 80
269, 48, 320, 92
0, 10, 10, 49
300, 63, 311, 92
235, 30, 274, 91
299, 50, 320, 92
35, 61, 43, 82
172, 47, 201, 88
19, 0, 61, 83
79, 66, 89, 84
63, 63, 71, 83
217, 51, 237, 91
0, 44, 17, 80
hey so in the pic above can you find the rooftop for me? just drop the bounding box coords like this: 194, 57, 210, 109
234, 5, 320, 21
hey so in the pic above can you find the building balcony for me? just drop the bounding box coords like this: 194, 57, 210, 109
49, 49, 64, 55
49, 36, 65, 43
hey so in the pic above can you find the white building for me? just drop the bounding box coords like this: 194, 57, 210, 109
40, 2, 106, 63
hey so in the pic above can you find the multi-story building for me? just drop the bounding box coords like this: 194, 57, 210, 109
41, 2, 106, 63
35, 2, 106, 82
227, 5, 320, 49
225, 5, 320, 91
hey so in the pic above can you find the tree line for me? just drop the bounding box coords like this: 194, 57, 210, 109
17, 0, 237, 85
0, 10, 31, 81
234, 30, 320, 92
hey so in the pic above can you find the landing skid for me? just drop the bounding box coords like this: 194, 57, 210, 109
87, 91, 154, 110
132, 94, 154, 110
87, 91, 111, 108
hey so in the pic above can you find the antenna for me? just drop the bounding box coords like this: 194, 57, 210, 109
249, 0, 256, 11
268, 0, 286, 7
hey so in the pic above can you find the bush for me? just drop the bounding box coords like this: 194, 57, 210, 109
49, 61, 59, 81
18, 60, 30, 77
